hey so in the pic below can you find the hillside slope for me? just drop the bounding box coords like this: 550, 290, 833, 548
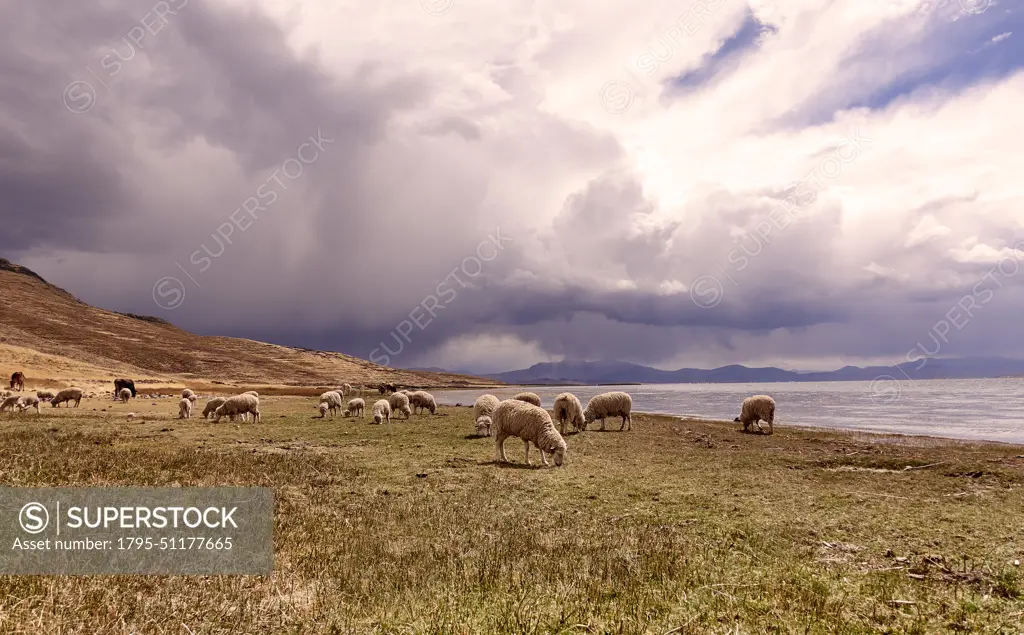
0, 260, 499, 390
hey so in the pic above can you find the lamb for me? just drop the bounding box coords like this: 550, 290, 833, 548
734, 395, 775, 435
36, 389, 56, 401
118, 387, 132, 403
17, 395, 41, 413
582, 391, 632, 431
343, 397, 365, 418
512, 391, 542, 407
202, 397, 227, 419
342, 383, 352, 396
473, 394, 500, 436
552, 392, 586, 434
371, 399, 391, 424
0, 396, 20, 412
319, 391, 344, 418
213, 393, 260, 423
51, 388, 84, 408
179, 397, 193, 419
492, 399, 567, 466
318, 402, 329, 418
388, 392, 412, 419
408, 390, 436, 415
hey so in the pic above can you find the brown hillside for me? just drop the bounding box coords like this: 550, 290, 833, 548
0, 260, 500, 391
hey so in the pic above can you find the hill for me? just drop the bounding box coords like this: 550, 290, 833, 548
0, 259, 500, 392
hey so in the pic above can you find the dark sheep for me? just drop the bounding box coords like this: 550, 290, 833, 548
113, 378, 136, 398
9, 372, 25, 391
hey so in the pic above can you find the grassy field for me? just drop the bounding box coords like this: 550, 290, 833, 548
0, 394, 1023, 633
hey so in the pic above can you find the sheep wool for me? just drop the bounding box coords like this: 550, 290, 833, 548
735, 395, 775, 435
0, 396, 20, 412
475, 415, 492, 437
118, 388, 132, 403
36, 389, 56, 401
372, 399, 391, 424
17, 396, 41, 413
214, 393, 260, 423
52, 388, 84, 408
409, 391, 436, 415
492, 399, 567, 467
512, 392, 542, 408
179, 397, 193, 419
203, 398, 227, 419
181, 388, 195, 400
347, 398, 365, 417
473, 394, 500, 436
319, 391, 344, 417
318, 402, 329, 418
552, 392, 586, 434
583, 391, 633, 431
388, 392, 411, 419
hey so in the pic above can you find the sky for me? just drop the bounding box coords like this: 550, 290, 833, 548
1, 0, 1022, 374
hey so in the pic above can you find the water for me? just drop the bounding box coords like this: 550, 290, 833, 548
436, 378, 1024, 444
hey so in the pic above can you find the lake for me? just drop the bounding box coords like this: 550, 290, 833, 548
436, 378, 1024, 444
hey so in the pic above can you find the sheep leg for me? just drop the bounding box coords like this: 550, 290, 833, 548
495, 435, 509, 462
539, 446, 549, 466
600, 418, 606, 431
523, 439, 531, 465
619, 414, 627, 431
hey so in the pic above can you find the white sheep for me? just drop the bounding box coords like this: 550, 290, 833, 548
318, 402, 329, 418
319, 391, 344, 418
552, 392, 585, 434
52, 388, 84, 408
17, 395, 41, 414
118, 387, 132, 403
409, 390, 436, 415
492, 399, 567, 467
473, 394, 500, 436
342, 383, 352, 396
181, 388, 195, 400
36, 389, 56, 401
372, 399, 391, 424
0, 396, 20, 412
388, 392, 412, 419
237, 391, 258, 420
582, 391, 633, 431
214, 393, 260, 423
734, 395, 776, 435
127, 412, 137, 421
202, 398, 227, 419
512, 391, 542, 407
344, 397, 365, 418
179, 397, 193, 419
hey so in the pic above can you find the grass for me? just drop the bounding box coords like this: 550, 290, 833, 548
0, 395, 1023, 633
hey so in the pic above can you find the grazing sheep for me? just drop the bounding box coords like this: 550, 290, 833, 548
512, 391, 542, 407
52, 388, 84, 408
341, 383, 352, 396
475, 415, 492, 437
582, 391, 633, 432
181, 389, 195, 400
734, 395, 775, 435
118, 388, 132, 403
0, 396, 20, 412
318, 402, 329, 418
388, 392, 412, 419
36, 389, 56, 401
202, 397, 227, 419
17, 395, 40, 413
553, 392, 585, 434
319, 391, 344, 418
10, 372, 25, 391
179, 397, 193, 419
213, 393, 260, 423
114, 378, 136, 398
126, 412, 136, 421
409, 390, 437, 415
473, 394, 500, 436
492, 399, 567, 467
372, 399, 391, 424
345, 398, 365, 418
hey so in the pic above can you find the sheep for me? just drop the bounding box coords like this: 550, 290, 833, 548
114, 378, 136, 398
512, 391, 542, 407
319, 391, 344, 418
181, 388, 195, 400
236, 392, 258, 420
371, 399, 391, 424
734, 395, 775, 435
473, 394, 500, 436
582, 391, 632, 431
126, 412, 136, 421
0, 396, 20, 412
17, 395, 41, 413
388, 392, 412, 419
179, 397, 193, 419
344, 398, 365, 418
492, 399, 567, 467
10, 372, 25, 391
36, 389, 56, 401
342, 383, 352, 396
202, 397, 226, 419
118, 387, 132, 403
213, 393, 260, 423
51, 388, 85, 408
552, 392, 585, 434
409, 390, 436, 415
318, 402, 329, 418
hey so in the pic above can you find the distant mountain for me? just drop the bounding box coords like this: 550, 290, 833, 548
483, 357, 1024, 385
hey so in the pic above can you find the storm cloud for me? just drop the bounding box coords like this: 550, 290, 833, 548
2, 0, 1022, 374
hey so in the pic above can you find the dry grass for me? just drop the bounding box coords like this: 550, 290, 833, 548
0, 395, 1023, 633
